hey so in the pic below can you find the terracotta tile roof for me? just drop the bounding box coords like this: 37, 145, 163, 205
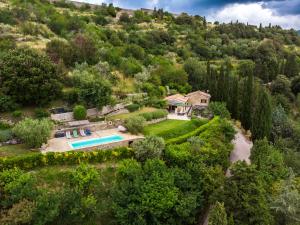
165, 94, 189, 103
186, 91, 211, 98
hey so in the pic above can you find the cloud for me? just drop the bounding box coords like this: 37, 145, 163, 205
207, 2, 300, 29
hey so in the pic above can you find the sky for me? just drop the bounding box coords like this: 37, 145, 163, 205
76, 0, 300, 30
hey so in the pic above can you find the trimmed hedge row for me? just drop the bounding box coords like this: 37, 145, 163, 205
165, 117, 219, 145
0, 147, 134, 171
140, 109, 168, 121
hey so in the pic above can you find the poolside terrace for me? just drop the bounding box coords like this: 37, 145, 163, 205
43, 128, 143, 153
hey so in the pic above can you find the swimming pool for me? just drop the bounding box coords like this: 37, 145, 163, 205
70, 135, 124, 149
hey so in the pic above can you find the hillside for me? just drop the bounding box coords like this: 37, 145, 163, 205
0, 0, 300, 225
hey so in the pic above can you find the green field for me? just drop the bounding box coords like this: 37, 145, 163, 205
0, 144, 38, 157
144, 119, 208, 140
107, 107, 158, 120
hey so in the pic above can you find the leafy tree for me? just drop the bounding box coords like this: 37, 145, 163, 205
271, 105, 293, 141
250, 139, 287, 183
0, 48, 62, 106
46, 38, 73, 66
271, 172, 300, 225
78, 78, 112, 109
291, 76, 300, 95
0, 95, 18, 112
221, 162, 272, 225
12, 118, 53, 148
112, 159, 200, 225
73, 105, 87, 120
270, 75, 293, 99
71, 34, 98, 65
252, 88, 272, 140
133, 136, 165, 162
208, 102, 231, 119
208, 201, 228, 225
124, 116, 146, 134
284, 53, 299, 78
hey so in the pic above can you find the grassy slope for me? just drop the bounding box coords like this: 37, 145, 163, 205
144, 119, 208, 140
108, 107, 157, 120
0, 144, 38, 157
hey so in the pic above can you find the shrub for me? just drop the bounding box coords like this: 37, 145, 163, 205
34, 108, 50, 119
0, 129, 13, 142
140, 110, 168, 121
13, 118, 53, 148
133, 136, 165, 162
0, 121, 11, 130
12, 110, 22, 118
0, 147, 133, 171
73, 105, 87, 120
124, 116, 146, 134
0, 95, 18, 112
208, 102, 231, 119
126, 104, 140, 112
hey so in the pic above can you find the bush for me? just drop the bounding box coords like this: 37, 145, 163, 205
73, 105, 87, 120
0, 147, 133, 171
208, 102, 231, 119
133, 136, 165, 162
140, 110, 168, 121
0, 121, 12, 130
0, 95, 18, 112
124, 116, 146, 134
12, 110, 22, 118
126, 104, 140, 112
0, 129, 13, 142
13, 118, 53, 148
34, 108, 50, 119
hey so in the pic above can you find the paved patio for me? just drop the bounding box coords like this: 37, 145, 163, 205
43, 128, 143, 153
167, 113, 191, 121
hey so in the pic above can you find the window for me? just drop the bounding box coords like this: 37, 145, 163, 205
201, 99, 207, 103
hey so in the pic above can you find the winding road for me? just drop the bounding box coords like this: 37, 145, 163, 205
202, 128, 253, 225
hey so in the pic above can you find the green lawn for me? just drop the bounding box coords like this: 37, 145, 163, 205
0, 144, 38, 157
144, 119, 208, 140
108, 107, 158, 120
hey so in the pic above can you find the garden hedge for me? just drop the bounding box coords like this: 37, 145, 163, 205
0, 147, 134, 171
165, 117, 219, 145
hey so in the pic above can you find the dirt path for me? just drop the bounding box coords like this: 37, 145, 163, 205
202, 128, 253, 225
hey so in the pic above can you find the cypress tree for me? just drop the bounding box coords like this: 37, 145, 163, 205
208, 202, 228, 225
241, 72, 253, 130
252, 87, 272, 140
230, 76, 239, 119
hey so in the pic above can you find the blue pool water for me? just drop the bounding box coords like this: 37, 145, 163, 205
70, 135, 124, 149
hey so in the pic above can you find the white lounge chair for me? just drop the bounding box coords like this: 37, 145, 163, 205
80, 129, 86, 137
66, 131, 72, 139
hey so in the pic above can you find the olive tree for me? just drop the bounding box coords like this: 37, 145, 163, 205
133, 136, 165, 162
13, 118, 53, 148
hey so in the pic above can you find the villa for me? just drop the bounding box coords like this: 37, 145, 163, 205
165, 91, 211, 116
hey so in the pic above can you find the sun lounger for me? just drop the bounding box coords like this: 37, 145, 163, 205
73, 130, 79, 138
66, 131, 72, 139
85, 129, 92, 136
80, 129, 86, 137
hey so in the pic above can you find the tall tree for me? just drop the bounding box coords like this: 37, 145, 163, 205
284, 53, 299, 78
241, 72, 253, 130
221, 162, 272, 225
208, 201, 228, 225
252, 88, 272, 140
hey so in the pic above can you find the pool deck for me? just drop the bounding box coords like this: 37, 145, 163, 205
42, 128, 143, 153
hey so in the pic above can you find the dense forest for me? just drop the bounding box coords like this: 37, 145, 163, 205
0, 0, 300, 224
